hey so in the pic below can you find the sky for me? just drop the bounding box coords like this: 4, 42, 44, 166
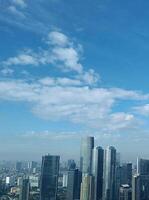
1, 0, 149, 161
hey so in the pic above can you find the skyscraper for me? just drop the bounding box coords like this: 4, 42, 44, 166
40, 155, 60, 200
119, 184, 132, 200
120, 163, 132, 186
66, 169, 82, 200
16, 161, 22, 172
103, 146, 117, 200
137, 158, 149, 175
80, 174, 94, 200
19, 178, 30, 200
80, 136, 94, 175
67, 159, 76, 170
92, 146, 104, 200
132, 158, 149, 200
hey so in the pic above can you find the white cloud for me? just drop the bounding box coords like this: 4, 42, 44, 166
2, 52, 39, 66
12, 0, 27, 8
76, 69, 100, 85
21, 130, 81, 140
47, 31, 70, 47
51, 46, 83, 73
1, 31, 99, 84
39, 77, 82, 86
1, 68, 14, 76
134, 104, 149, 116
0, 79, 147, 132
8, 6, 25, 18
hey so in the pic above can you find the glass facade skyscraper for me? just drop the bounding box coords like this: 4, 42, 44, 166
103, 146, 116, 200
92, 146, 104, 200
80, 174, 94, 200
137, 158, 149, 175
40, 155, 60, 200
66, 169, 82, 200
19, 178, 30, 200
80, 136, 94, 175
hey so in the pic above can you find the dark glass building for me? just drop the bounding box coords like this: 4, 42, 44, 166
119, 184, 132, 200
92, 146, 104, 200
103, 146, 117, 200
19, 178, 30, 200
40, 155, 60, 200
120, 163, 132, 186
66, 169, 82, 200
137, 158, 149, 175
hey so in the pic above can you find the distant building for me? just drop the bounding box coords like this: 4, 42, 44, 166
19, 178, 30, 200
103, 146, 117, 200
16, 162, 22, 172
28, 161, 37, 173
40, 155, 60, 200
120, 163, 132, 186
132, 174, 149, 200
29, 175, 39, 188
92, 146, 104, 200
80, 174, 94, 200
62, 173, 68, 187
137, 158, 149, 175
80, 136, 94, 175
66, 169, 82, 200
119, 184, 132, 200
67, 160, 76, 170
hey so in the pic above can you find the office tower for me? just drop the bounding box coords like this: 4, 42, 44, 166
115, 165, 121, 200
103, 146, 117, 200
119, 184, 132, 200
40, 155, 60, 200
62, 173, 68, 187
137, 158, 149, 175
120, 163, 132, 186
92, 146, 104, 200
16, 161, 22, 172
66, 169, 82, 200
132, 175, 139, 200
80, 174, 94, 200
19, 178, 30, 200
80, 136, 94, 174
67, 159, 76, 170
28, 161, 37, 173
132, 174, 149, 200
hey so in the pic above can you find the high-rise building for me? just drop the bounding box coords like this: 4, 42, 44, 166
62, 173, 68, 188
67, 160, 76, 170
119, 184, 132, 200
80, 174, 94, 200
66, 169, 82, 200
16, 161, 22, 172
103, 146, 117, 200
137, 158, 149, 175
132, 174, 149, 200
92, 146, 104, 200
80, 136, 94, 175
28, 161, 37, 173
40, 155, 60, 200
19, 178, 30, 200
120, 163, 132, 186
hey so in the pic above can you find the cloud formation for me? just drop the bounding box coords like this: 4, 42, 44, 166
134, 104, 149, 116
1, 31, 99, 85
0, 78, 147, 133
1, 31, 149, 136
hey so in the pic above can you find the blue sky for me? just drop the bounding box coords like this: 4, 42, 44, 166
1, 0, 149, 161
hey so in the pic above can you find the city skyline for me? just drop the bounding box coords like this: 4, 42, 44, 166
1, 0, 149, 160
